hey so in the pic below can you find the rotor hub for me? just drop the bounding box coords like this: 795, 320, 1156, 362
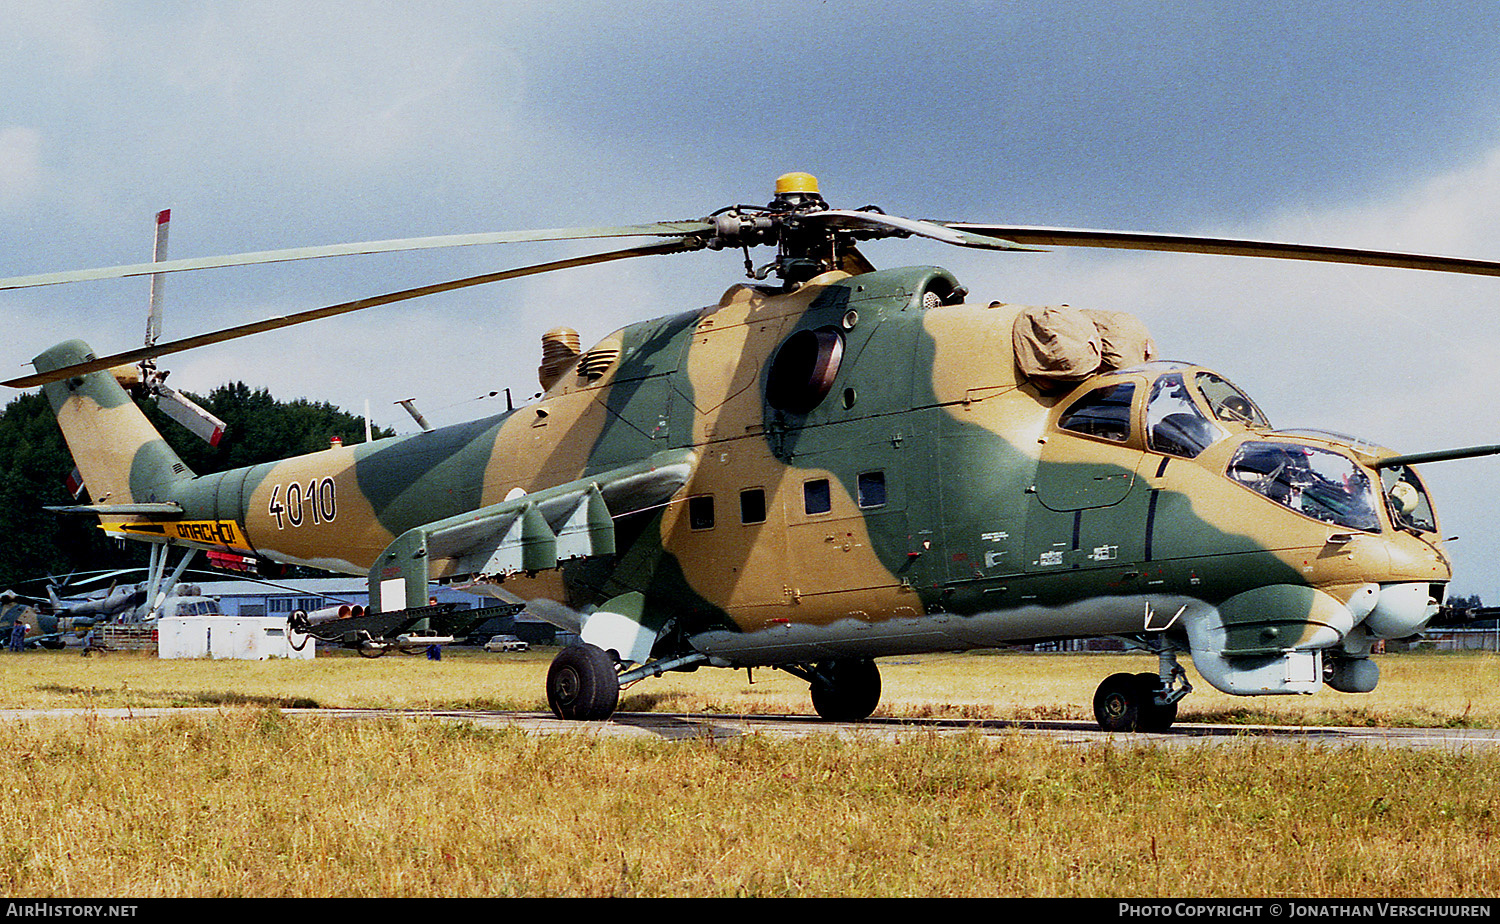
703, 172, 857, 284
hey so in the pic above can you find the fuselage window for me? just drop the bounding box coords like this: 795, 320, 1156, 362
804, 479, 832, 515
1058, 382, 1136, 443
857, 471, 887, 508
740, 488, 767, 524
689, 495, 715, 530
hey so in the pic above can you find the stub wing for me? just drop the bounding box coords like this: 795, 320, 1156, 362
368, 449, 696, 612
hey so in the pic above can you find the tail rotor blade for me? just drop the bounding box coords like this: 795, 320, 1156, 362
154, 383, 226, 447
146, 209, 170, 346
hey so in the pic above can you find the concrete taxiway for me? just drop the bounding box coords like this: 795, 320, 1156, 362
3, 706, 1498, 751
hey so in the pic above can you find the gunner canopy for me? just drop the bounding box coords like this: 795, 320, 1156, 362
1228, 441, 1381, 532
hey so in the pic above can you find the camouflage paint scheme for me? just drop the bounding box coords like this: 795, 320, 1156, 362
1, 595, 90, 649
35, 261, 1450, 702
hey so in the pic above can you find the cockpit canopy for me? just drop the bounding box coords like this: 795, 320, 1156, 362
1057, 361, 1269, 459
1052, 361, 1438, 535
1227, 441, 1380, 532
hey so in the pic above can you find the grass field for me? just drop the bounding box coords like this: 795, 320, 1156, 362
1, 647, 1498, 897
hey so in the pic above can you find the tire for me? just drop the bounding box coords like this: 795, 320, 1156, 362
547, 644, 620, 721
1094, 672, 1177, 732
809, 658, 882, 722
1094, 672, 1145, 732
1133, 671, 1178, 733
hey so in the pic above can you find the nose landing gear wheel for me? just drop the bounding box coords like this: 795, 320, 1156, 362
1093, 671, 1178, 732
1094, 672, 1141, 731
1133, 671, 1178, 733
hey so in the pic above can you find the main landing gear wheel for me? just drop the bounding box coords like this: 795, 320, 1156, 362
1093, 672, 1177, 732
547, 643, 620, 721
809, 658, 882, 722
1133, 671, 1178, 732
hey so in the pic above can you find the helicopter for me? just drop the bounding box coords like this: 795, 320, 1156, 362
0, 574, 154, 647
0, 570, 138, 647
0, 589, 71, 649
4, 171, 1500, 730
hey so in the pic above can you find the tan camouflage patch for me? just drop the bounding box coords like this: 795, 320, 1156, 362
243, 447, 393, 573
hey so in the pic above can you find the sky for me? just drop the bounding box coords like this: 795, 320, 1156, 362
3, 0, 1500, 594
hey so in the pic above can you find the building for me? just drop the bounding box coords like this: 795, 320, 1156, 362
190, 578, 559, 644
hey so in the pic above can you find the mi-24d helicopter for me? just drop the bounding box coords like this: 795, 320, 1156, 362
6, 172, 1500, 731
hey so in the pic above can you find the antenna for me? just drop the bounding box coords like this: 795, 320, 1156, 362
396, 398, 433, 433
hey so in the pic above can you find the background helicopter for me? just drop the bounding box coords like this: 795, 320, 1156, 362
4, 172, 1500, 729
0, 589, 71, 649
2, 570, 228, 642
0, 570, 157, 646
0, 570, 137, 647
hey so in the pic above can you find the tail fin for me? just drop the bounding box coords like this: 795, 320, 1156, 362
33, 340, 194, 506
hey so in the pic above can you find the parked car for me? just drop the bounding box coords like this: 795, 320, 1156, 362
483, 634, 529, 652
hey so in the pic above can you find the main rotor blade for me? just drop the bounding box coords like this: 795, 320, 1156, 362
944, 224, 1500, 277
802, 210, 1036, 251
0, 221, 711, 291
4, 240, 688, 389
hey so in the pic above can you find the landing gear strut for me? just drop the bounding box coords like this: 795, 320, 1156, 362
546, 644, 620, 720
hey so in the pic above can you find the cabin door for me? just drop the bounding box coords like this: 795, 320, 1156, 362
1025, 378, 1149, 574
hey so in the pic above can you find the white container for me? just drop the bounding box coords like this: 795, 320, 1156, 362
158, 616, 313, 660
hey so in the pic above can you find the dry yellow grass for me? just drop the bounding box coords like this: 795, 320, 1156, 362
0, 710, 1496, 897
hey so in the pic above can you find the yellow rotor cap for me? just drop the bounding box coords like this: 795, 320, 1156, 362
775, 172, 820, 195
